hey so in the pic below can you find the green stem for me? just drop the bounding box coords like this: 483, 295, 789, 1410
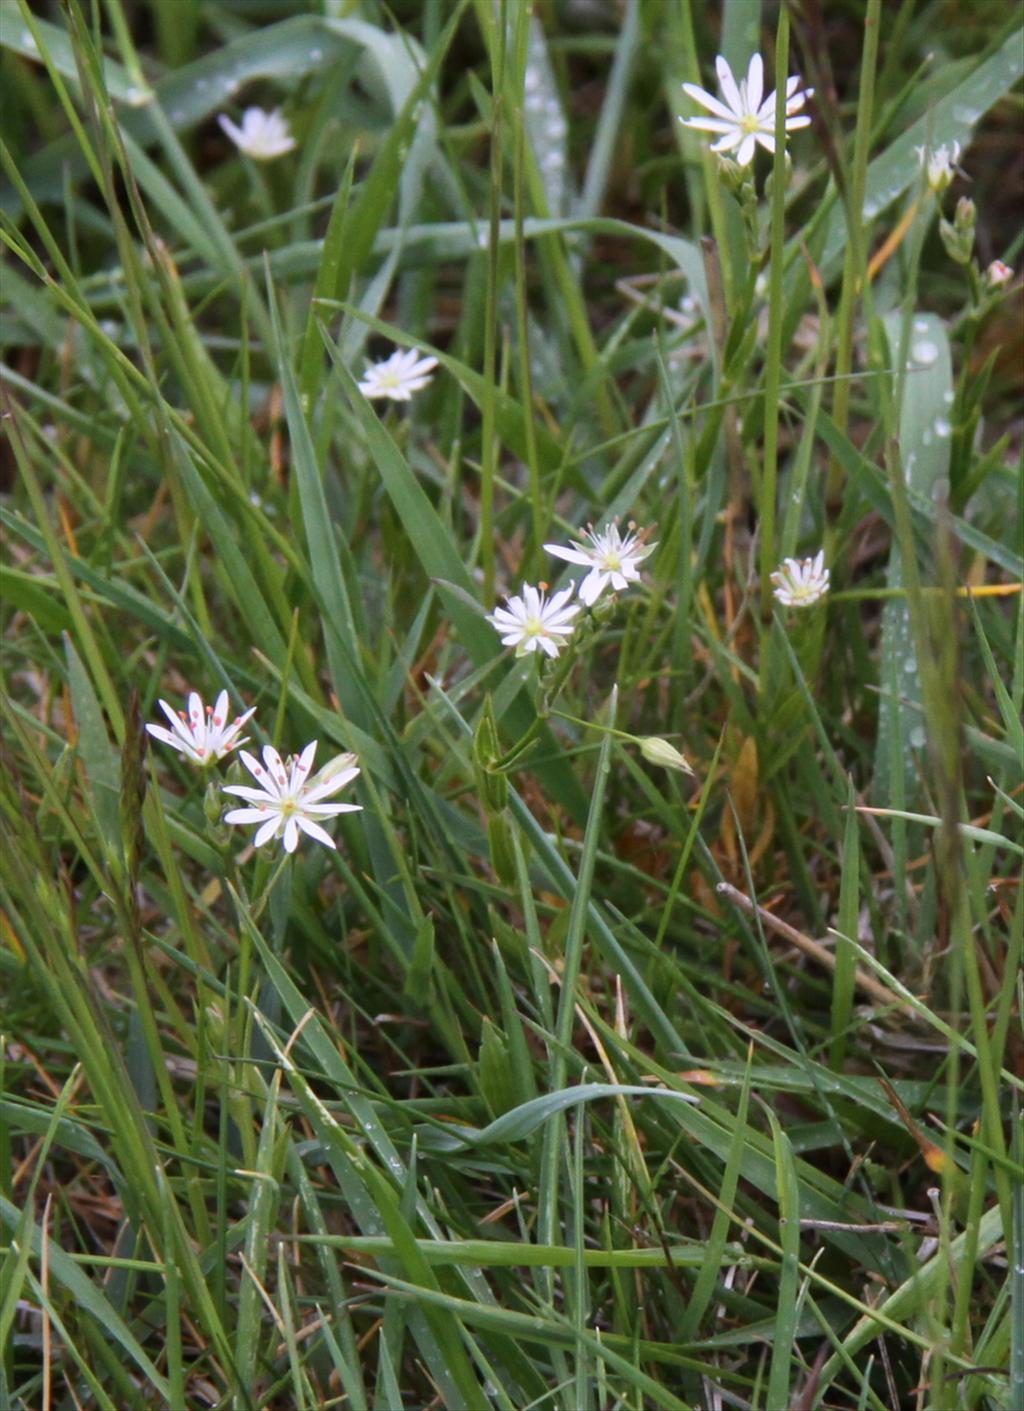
480, 0, 506, 605
757, 4, 791, 622
827, 0, 882, 506
510, 2, 544, 574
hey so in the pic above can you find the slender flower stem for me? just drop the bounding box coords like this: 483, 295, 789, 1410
757, 3, 791, 623
480, 0, 507, 605
675, 0, 734, 308
511, 2, 544, 575
827, 0, 882, 507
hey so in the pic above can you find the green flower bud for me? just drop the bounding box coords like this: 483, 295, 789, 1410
639, 737, 694, 775
716, 155, 748, 196
939, 199, 975, 266
473, 696, 508, 814
204, 779, 223, 826
488, 812, 516, 886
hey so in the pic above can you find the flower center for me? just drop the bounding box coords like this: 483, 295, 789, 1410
601, 551, 622, 572
523, 616, 545, 638
741, 113, 762, 134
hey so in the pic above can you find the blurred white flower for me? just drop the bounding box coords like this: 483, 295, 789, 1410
223, 743, 361, 854
770, 550, 830, 608
486, 583, 581, 658
218, 107, 296, 160
544, 521, 656, 606
984, 258, 1013, 289
915, 140, 959, 194
680, 54, 813, 167
146, 690, 255, 766
358, 348, 439, 402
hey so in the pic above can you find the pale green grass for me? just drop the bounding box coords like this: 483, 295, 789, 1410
1, 1, 1022, 1409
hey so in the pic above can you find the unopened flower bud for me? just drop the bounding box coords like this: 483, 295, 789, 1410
473, 696, 508, 814
939, 199, 975, 266
204, 780, 223, 826
954, 196, 976, 232
984, 258, 1013, 290
639, 737, 694, 775
716, 155, 749, 197
488, 812, 516, 885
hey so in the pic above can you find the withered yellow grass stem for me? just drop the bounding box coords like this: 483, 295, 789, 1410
715, 881, 908, 1012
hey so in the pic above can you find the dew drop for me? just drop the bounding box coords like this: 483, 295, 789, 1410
911, 339, 938, 366
934, 417, 951, 438
942, 389, 955, 404
903, 657, 918, 675
914, 317, 930, 332
310, 46, 323, 62
909, 726, 926, 749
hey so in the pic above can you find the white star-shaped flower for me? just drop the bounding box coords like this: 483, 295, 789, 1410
357, 348, 439, 402
544, 522, 656, 606
146, 690, 255, 766
223, 743, 361, 854
770, 550, 830, 608
680, 54, 813, 167
218, 107, 296, 161
486, 583, 581, 658
915, 141, 960, 194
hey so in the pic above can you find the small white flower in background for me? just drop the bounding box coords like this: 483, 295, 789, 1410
770, 550, 830, 608
544, 521, 657, 607
357, 348, 439, 402
223, 743, 361, 854
146, 690, 255, 766
486, 583, 581, 659
680, 54, 813, 167
915, 140, 960, 194
984, 258, 1013, 290
218, 107, 296, 160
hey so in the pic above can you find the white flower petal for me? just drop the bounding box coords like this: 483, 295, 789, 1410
145, 724, 193, 756
222, 784, 275, 803
715, 56, 743, 115
304, 767, 360, 803
254, 817, 282, 849
681, 83, 739, 123
745, 53, 764, 113
224, 807, 276, 825
296, 817, 337, 848
578, 572, 607, 606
